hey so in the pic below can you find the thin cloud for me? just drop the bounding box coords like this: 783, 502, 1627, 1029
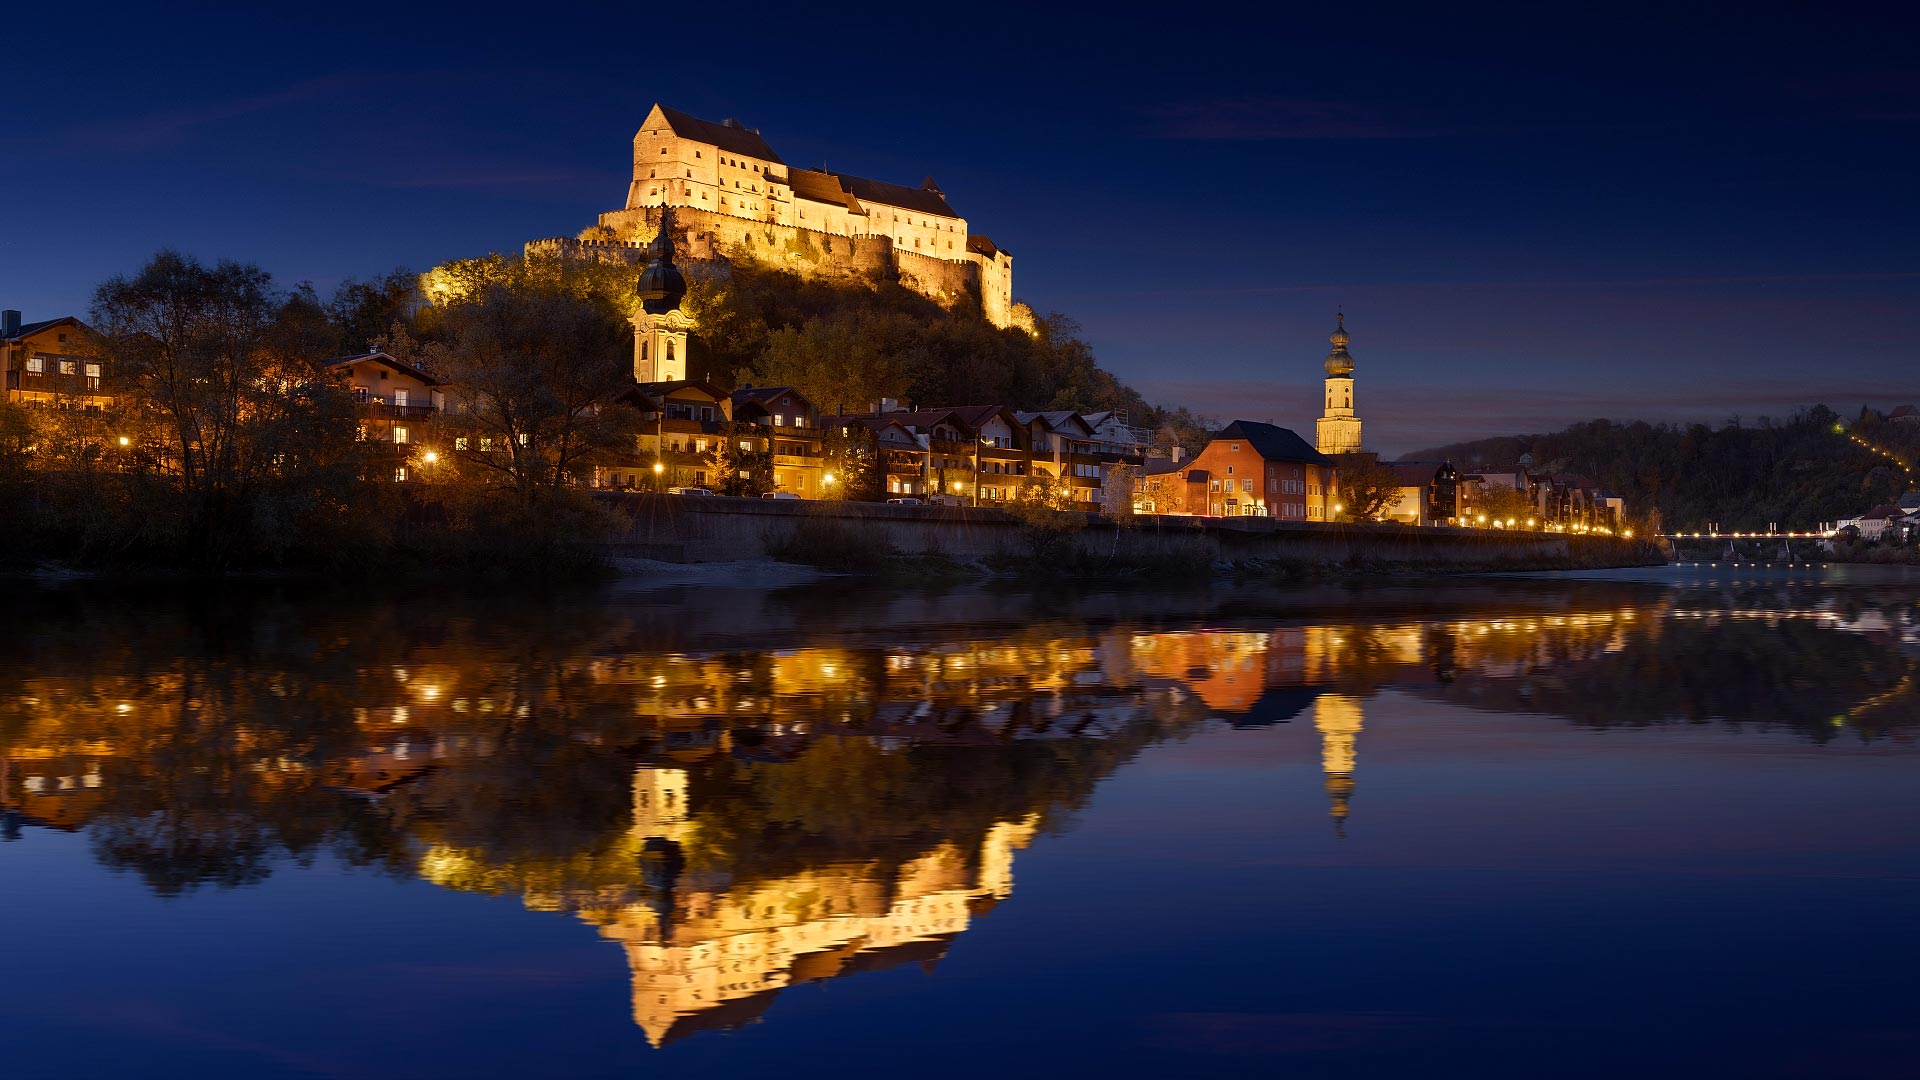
56, 71, 390, 153
1146, 97, 1454, 140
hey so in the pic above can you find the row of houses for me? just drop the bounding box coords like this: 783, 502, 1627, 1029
326, 351, 1155, 509
1836, 492, 1920, 544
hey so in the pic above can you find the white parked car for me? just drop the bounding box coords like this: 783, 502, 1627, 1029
763, 491, 802, 500
886, 497, 924, 506
669, 486, 715, 497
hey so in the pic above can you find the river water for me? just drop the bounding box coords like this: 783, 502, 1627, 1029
3, 567, 1918, 1078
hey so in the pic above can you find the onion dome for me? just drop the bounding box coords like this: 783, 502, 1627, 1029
1323, 311, 1355, 376
636, 205, 688, 315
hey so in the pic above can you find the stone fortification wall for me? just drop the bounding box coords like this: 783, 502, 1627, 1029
529, 205, 1008, 324
594, 493, 1655, 570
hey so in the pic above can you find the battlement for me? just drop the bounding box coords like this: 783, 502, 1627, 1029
530, 202, 1023, 329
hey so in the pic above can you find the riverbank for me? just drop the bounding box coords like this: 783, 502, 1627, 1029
596, 492, 1662, 578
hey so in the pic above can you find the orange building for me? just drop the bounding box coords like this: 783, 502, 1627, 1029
1175, 420, 1335, 519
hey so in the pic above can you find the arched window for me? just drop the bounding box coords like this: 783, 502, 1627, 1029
666, 341, 676, 366
640, 340, 649, 366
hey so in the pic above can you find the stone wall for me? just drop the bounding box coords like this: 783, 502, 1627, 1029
529, 205, 1011, 326
595, 493, 1655, 570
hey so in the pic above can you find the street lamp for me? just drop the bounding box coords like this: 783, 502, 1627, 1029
823, 472, 836, 485
653, 461, 665, 474
423, 451, 439, 464
118, 436, 130, 447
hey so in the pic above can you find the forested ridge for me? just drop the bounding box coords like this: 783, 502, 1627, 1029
1411, 407, 1920, 530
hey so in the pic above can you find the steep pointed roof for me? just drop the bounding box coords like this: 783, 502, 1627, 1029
645, 104, 784, 163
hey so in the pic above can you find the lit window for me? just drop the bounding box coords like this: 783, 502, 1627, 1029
455, 437, 468, 451
393, 426, 409, 445
59, 360, 76, 375
394, 466, 409, 482
395, 389, 408, 408
518, 433, 530, 446
774, 414, 785, 427
25, 356, 43, 373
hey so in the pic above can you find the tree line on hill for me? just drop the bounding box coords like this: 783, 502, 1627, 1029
1410, 407, 1918, 532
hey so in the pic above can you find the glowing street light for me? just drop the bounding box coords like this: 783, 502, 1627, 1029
823, 472, 837, 485
653, 461, 665, 475
423, 451, 439, 464
117, 436, 130, 447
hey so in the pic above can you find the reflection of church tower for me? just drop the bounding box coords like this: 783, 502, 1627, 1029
1315, 313, 1363, 455
1313, 694, 1364, 837
632, 206, 693, 383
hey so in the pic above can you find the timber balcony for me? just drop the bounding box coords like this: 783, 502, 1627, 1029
354, 401, 437, 421
928, 437, 976, 455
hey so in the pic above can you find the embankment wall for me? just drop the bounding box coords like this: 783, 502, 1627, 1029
595, 494, 1656, 570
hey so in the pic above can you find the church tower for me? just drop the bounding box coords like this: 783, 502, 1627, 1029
1315, 312, 1363, 455
632, 205, 694, 383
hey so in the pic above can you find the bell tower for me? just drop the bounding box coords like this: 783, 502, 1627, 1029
632, 205, 693, 383
1315, 312, 1363, 455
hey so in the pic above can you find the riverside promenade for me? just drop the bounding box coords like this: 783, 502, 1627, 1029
594, 493, 1656, 570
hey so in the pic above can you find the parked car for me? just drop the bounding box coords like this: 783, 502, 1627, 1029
886, 497, 924, 506
763, 491, 802, 500
669, 486, 715, 496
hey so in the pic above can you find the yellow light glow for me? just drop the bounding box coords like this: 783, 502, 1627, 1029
423, 451, 439, 463
653, 462, 665, 474
823, 472, 836, 485
117, 436, 130, 447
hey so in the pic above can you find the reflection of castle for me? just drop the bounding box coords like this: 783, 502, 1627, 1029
422, 764, 1037, 1047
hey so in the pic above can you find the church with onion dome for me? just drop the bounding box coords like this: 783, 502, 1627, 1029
1315, 312, 1364, 455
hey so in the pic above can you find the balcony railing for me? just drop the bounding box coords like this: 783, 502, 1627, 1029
356, 402, 437, 421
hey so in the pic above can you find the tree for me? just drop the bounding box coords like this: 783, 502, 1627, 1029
1334, 457, 1402, 522
425, 285, 640, 506
88, 251, 366, 566
821, 423, 882, 501
709, 420, 773, 497
1469, 484, 1537, 526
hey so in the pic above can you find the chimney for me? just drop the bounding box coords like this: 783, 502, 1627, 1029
879, 397, 899, 413
1, 310, 19, 337
1171, 445, 1185, 463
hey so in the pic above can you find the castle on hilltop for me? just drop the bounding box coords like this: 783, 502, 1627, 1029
527, 104, 1020, 329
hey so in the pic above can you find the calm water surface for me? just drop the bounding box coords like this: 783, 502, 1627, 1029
3, 569, 1918, 1078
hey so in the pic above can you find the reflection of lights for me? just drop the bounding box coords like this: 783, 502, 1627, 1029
115, 703, 133, 714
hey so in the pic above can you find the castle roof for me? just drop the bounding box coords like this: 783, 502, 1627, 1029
832, 172, 958, 219
788, 168, 865, 213
966, 234, 1008, 258
648, 105, 784, 164
1213, 420, 1332, 465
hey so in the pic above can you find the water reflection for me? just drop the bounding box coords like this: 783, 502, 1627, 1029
3, 577, 1918, 1046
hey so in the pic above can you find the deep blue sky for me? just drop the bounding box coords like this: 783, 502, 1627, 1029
8, 2, 1917, 453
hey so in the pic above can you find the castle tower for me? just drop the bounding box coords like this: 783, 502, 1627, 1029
632, 205, 694, 383
1313, 694, 1364, 838
1315, 312, 1363, 455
